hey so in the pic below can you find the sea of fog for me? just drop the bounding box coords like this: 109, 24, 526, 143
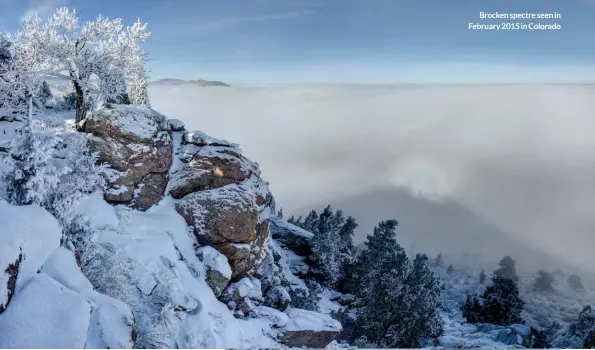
149, 83, 595, 271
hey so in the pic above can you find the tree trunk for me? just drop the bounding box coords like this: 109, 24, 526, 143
73, 80, 85, 127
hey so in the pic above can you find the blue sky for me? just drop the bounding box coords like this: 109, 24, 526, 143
1, 0, 595, 84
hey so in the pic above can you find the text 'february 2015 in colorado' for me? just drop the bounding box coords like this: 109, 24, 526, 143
469, 11, 562, 31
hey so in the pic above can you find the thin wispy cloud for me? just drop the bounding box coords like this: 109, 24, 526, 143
20, 0, 69, 22
154, 10, 315, 39
193, 11, 315, 33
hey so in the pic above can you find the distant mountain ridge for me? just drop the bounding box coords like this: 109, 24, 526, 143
150, 78, 230, 87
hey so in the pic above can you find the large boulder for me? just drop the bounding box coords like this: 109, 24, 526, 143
0, 274, 92, 348
173, 132, 272, 280
0, 201, 62, 313
270, 218, 313, 256
82, 104, 173, 211
169, 145, 255, 199
279, 308, 342, 348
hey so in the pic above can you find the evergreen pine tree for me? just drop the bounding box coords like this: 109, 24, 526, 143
36, 80, 53, 105
302, 210, 319, 232
337, 215, 358, 293
395, 253, 444, 347
356, 220, 443, 347
287, 215, 296, 224
310, 205, 342, 286
479, 270, 486, 284
277, 207, 284, 219
461, 295, 482, 323
3, 98, 59, 206
568, 274, 584, 290
447, 264, 454, 275
494, 256, 519, 283
584, 330, 595, 349
524, 327, 550, 348
295, 215, 303, 226
533, 270, 555, 293
356, 219, 410, 344
478, 275, 524, 325
338, 215, 357, 255
433, 252, 444, 267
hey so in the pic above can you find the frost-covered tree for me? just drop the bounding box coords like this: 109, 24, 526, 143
479, 269, 486, 284
355, 220, 443, 348
336, 215, 358, 292
287, 215, 296, 224
310, 205, 342, 286
396, 253, 444, 347
356, 220, 409, 344
568, 274, 584, 290
433, 252, 444, 267
494, 255, 519, 283
129, 69, 150, 107
2, 98, 59, 206
277, 207, 284, 219
534, 270, 555, 293
288, 280, 322, 311
46, 135, 105, 222
14, 8, 150, 124
338, 215, 357, 257
302, 209, 319, 232
447, 264, 454, 275
36, 80, 53, 106
468, 275, 524, 326
524, 327, 550, 348
461, 295, 483, 323
0, 34, 38, 120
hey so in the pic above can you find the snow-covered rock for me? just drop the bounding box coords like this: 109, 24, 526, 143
175, 176, 272, 279
279, 308, 342, 348
270, 218, 313, 256
86, 293, 136, 349
197, 245, 232, 296
0, 201, 62, 313
168, 145, 256, 199
254, 305, 290, 327
0, 274, 91, 348
168, 118, 185, 132
83, 104, 172, 210
40, 247, 94, 294
183, 129, 236, 147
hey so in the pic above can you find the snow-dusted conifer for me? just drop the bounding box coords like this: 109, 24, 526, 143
534, 270, 555, 293
47, 135, 105, 222
479, 269, 486, 284
477, 275, 524, 325
356, 220, 444, 347
568, 274, 584, 290
2, 98, 59, 206
356, 220, 408, 341
36, 80, 52, 105
494, 255, 519, 282
14, 8, 150, 124
391, 253, 444, 347
338, 215, 357, 256
310, 206, 342, 286
302, 210, 319, 232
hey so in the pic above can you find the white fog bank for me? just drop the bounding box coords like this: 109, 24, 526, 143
149, 83, 595, 271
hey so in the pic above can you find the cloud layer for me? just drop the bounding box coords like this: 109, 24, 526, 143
149, 83, 595, 270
